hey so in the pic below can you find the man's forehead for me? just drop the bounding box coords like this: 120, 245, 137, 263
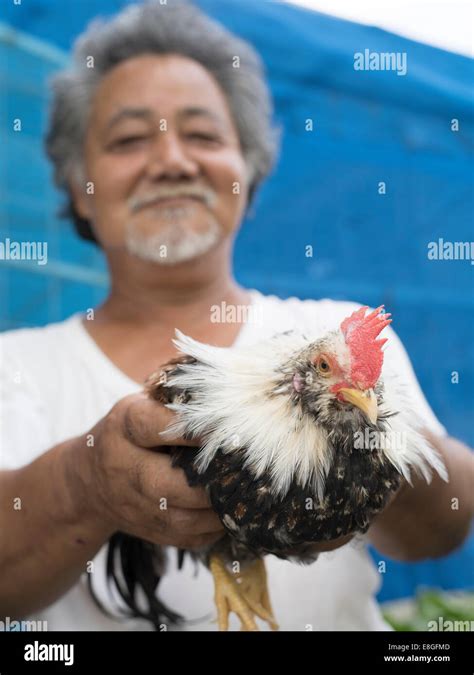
91, 55, 233, 128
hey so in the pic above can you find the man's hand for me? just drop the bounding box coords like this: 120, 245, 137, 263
76, 392, 224, 550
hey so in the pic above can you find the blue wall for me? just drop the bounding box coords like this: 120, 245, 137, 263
1, 0, 472, 602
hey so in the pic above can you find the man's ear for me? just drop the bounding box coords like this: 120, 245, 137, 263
68, 176, 93, 221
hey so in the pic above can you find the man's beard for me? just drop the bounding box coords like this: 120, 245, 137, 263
125, 203, 222, 265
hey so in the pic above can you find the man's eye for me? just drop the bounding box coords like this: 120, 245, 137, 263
187, 132, 221, 144
112, 135, 148, 148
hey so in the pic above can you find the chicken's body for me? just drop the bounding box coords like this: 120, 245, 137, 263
156, 386, 401, 560
143, 306, 447, 630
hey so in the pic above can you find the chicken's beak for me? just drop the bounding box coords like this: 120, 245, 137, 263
338, 387, 378, 424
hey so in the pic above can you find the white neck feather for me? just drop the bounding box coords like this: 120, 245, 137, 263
163, 330, 331, 498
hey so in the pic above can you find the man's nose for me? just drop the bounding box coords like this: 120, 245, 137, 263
146, 132, 199, 180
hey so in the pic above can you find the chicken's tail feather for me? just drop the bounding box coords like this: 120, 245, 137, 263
88, 533, 183, 630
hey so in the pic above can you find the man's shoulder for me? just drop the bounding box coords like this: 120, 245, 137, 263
0, 314, 83, 366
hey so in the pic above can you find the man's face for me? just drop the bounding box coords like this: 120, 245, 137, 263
74, 54, 249, 264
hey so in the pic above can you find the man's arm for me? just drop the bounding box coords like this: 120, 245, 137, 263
0, 394, 223, 618
368, 432, 474, 561
0, 437, 114, 617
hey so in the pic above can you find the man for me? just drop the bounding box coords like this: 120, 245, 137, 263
0, 0, 472, 631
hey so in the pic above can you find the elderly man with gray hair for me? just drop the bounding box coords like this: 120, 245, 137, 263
0, 0, 472, 632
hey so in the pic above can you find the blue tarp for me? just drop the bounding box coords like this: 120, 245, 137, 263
1, 0, 472, 602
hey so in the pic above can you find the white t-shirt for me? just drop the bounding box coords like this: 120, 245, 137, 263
0, 290, 446, 631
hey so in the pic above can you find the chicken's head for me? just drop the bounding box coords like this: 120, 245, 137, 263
289, 306, 391, 429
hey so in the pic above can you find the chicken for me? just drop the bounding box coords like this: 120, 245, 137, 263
142, 305, 448, 631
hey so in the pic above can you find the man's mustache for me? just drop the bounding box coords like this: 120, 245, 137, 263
129, 185, 216, 213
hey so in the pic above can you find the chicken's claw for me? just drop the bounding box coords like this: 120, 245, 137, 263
209, 555, 279, 631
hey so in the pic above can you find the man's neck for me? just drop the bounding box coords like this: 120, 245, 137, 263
93, 243, 251, 330
82, 245, 253, 383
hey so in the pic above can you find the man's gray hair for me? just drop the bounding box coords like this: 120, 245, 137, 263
45, 0, 279, 243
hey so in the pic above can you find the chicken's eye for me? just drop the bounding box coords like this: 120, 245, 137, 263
315, 356, 332, 377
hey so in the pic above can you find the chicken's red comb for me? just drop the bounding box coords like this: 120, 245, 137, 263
340, 305, 392, 389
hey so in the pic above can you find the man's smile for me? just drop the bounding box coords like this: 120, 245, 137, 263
129, 188, 214, 215
141, 195, 206, 209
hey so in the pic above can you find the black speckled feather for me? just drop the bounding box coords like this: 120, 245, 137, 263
170, 433, 400, 561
